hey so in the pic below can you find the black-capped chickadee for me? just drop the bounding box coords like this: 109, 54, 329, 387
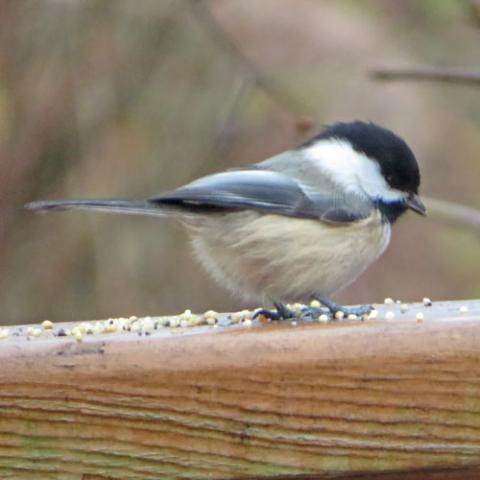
27, 121, 426, 319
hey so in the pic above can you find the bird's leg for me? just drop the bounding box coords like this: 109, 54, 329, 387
253, 301, 296, 321
313, 295, 373, 318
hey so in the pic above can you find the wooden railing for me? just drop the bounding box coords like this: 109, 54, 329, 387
1, 299, 479, 479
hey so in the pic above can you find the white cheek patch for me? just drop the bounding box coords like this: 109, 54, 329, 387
303, 139, 404, 202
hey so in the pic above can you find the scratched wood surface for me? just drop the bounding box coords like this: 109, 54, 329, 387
1, 299, 480, 479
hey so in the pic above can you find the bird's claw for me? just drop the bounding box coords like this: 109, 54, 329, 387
330, 304, 374, 318
340, 304, 374, 317
254, 301, 373, 322
253, 308, 282, 321
310, 296, 374, 319
253, 302, 296, 321
300, 306, 329, 320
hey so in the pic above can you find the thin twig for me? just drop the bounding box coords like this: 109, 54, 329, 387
191, 78, 254, 177
425, 197, 480, 235
370, 66, 480, 86
187, 0, 307, 115
209, 78, 254, 159
470, 0, 480, 28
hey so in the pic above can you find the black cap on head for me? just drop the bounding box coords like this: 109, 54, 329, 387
300, 121, 421, 195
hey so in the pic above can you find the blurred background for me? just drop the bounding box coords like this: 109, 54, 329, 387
1, 0, 480, 325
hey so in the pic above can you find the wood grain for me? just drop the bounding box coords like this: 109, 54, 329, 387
1, 300, 480, 479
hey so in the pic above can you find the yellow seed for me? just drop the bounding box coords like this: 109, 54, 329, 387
77, 322, 87, 333
318, 314, 329, 323
231, 312, 243, 323
347, 314, 358, 320
384, 297, 394, 305
385, 311, 395, 320
142, 318, 154, 332
416, 312, 424, 322
460, 305, 469, 314
41, 320, 53, 330
422, 297, 432, 307
27, 326, 41, 337
310, 299, 321, 308
92, 322, 103, 334
335, 311, 345, 320
180, 310, 193, 322
83, 322, 94, 333
191, 316, 204, 326
206, 316, 217, 326
73, 329, 83, 342
103, 322, 118, 333
0, 328, 9, 339
243, 319, 253, 327
367, 309, 378, 320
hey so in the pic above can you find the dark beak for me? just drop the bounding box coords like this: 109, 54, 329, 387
405, 193, 427, 216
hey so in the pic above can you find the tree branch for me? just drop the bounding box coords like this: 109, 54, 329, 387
470, 0, 480, 28
370, 66, 480, 86
425, 196, 480, 235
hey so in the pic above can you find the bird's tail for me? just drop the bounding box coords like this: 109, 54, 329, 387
25, 199, 172, 217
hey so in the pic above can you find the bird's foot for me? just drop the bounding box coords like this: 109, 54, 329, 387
299, 306, 329, 320
313, 296, 374, 319
336, 304, 374, 317
253, 302, 296, 321
253, 299, 373, 322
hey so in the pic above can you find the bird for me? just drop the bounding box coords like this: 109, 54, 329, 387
26, 120, 426, 320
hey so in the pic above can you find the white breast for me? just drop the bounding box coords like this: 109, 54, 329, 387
190, 210, 391, 304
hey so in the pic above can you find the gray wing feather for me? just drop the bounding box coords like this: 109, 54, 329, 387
151, 170, 372, 223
